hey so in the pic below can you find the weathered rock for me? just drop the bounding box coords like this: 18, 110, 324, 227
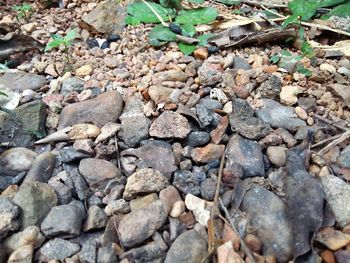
159, 185, 182, 214
130, 193, 158, 212
13, 182, 57, 229
97, 245, 118, 263
149, 111, 191, 139
23, 152, 55, 183
186, 131, 210, 147
82, 0, 127, 34
173, 170, 206, 196
315, 227, 350, 251
73, 139, 95, 155
257, 75, 281, 101
148, 85, 173, 104
59, 146, 90, 163
280, 85, 300, 106
226, 135, 265, 178
196, 99, 223, 130
0, 198, 20, 240
120, 115, 150, 147
338, 145, 350, 168
123, 168, 169, 200
104, 199, 130, 215
79, 158, 123, 192
61, 77, 85, 97
7, 244, 33, 263
41, 200, 86, 238
240, 185, 293, 262
0, 101, 46, 147
198, 62, 222, 86
0, 72, 47, 92
83, 205, 108, 231
165, 230, 208, 263
327, 83, 350, 107
255, 99, 306, 132
40, 238, 80, 261
3, 226, 44, 254
118, 200, 168, 247
229, 116, 272, 140
191, 144, 225, 163
200, 178, 216, 201
95, 122, 120, 144
58, 90, 123, 129
157, 70, 187, 82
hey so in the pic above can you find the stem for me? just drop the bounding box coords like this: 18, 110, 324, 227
141, 0, 168, 27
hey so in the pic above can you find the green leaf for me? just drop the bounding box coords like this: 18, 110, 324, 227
215, 0, 239, 5
187, 0, 205, 4
127, 2, 176, 23
288, 0, 319, 21
65, 29, 78, 42
51, 34, 63, 41
296, 64, 312, 76
269, 54, 280, 64
178, 42, 196, 55
301, 41, 314, 58
321, 2, 350, 19
181, 23, 196, 37
159, 0, 182, 8
148, 25, 177, 46
319, 0, 348, 8
176, 7, 218, 25
198, 33, 214, 46
282, 50, 292, 57
45, 39, 64, 51
0, 91, 8, 97
125, 16, 141, 26
281, 14, 299, 29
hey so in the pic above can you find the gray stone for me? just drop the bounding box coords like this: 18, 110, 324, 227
58, 90, 123, 129
41, 200, 86, 238
40, 238, 80, 261
233, 56, 252, 70
59, 146, 90, 163
118, 200, 168, 247
0, 148, 37, 177
338, 145, 350, 169
0, 100, 46, 147
13, 182, 57, 229
240, 185, 293, 262
0, 198, 20, 240
255, 99, 306, 132
0, 72, 47, 92
226, 135, 265, 178
48, 178, 72, 205
257, 75, 281, 101
164, 230, 207, 263
97, 245, 118, 263
173, 170, 206, 196
79, 239, 97, 263
123, 168, 169, 200
198, 62, 222, 86
229, 116, 272, 140
70, 168, 89, 201
23, 152, 55, 183
186, 132, 210, 147
196, 99, 223, 131
83, 205, 108, 231
232, 98, 254, 117
61, 77, 85, 97
119, 115, 150, 147
200, 178, 216, 201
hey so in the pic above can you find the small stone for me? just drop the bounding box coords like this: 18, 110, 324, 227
320, 63, 337, 74
191, 144, 225, 163
23, 152, 56, 184
76, 65, 93, 77
104, 55, 118, 68
0, 148, 37, 175
83, 205, 108, 231
186, 132, 210, 147
295, 106, 308, 120
73, 139, 95, 155
95, 122, 120, 144
194, 47, 208, 60
61, 77, 84, 97
3, 226, 44, 253
159, 185, 182, 214
123, 168, 169, 200
315, 227, 350, 251
320, 250, 336, 263
149, 111, 191, 139
0, 198, 20, 240
266, 146, 287, 167
157, 70, 187, 82
338, 145, 350, 169
280, 85, 300, 106
8, 244, 33, 263
40, 238, 80, 261
170, 201, 185, 218
200, 178, 216, 201
198, 62, 222, 86
59, 146, 90, 163
22, 22, 37, 33
185, 194, 210, 226
97, 245, 118, 263
244, 234, 262, 253
104, 199, 130, 216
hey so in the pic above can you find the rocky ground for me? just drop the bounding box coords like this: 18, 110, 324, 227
0, 0, 350, 262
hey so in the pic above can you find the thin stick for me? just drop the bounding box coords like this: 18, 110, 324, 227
318, 130, 350, 155
219, 198, 256, 263
314, 114, 348, 131
214, 151, 226, 204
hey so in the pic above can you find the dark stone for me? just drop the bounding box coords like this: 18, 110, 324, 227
186, 131, 210, 147
200, 178, 216, 201
229, 115, 272, 140
40, 238, 80, 261
173, 170, 206, 196
59, 146, 90, 163
97, 245, 118, 263
61, 77, 85, 97
232, 98, 254, 117
297, 97, 317, 112
232, 56, 252, 70
257, 75, 281, 101
23, 152, 55, 183
101, 41, 109, 49
196, 99, 223, 131
86, 38, 99, 49
107, 34, 121, 42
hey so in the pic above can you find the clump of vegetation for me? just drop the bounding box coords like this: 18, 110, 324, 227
45, 29, 79, 63
11, 3, 32, 21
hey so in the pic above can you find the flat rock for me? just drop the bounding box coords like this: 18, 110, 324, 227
0, 72, 47, 92
7, 244, 33, 263
226, 135, 265, 178
229, 116, 272, 140
164, 230, 207, 263
0, 198, 20, 240
13, 182, 57, 229
255, 99, 306, 132
83, 205, 108, 231
118, 200, 168, 247
123, 168, 169, 200
60, 77, 85, 97
191, 143, 225, 163
41, 200, 86, 238
58, 90, 123, 129
40, 238, 80, 261
149, 111, 191, 139
240, 185, 293, 262
79, 158, 123, 192
157, 70, 187, 82
0, 100, 46, 147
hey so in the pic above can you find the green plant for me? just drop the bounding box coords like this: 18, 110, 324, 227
11, 3, 32, 21
125, 0, 218, 55
45, 29, 79, 63
270, 50, 312, 76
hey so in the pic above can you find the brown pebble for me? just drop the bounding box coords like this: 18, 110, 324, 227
194, 47, 209, 60
320, 250, 336, 263
244, 234, 262, 253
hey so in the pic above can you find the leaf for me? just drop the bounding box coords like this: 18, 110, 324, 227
263, 9, 281, 19
45, 39, 63, 51
288, 0, 320, 21
269, 54, 281, 64
296, 64, 312, 76
319, 0, 348, 8
181, 23, 196, 37
215, 0, 239, 5
321, 2, 350, 19
187, 0, 205, 4
148, 25, 177, 46
198, 33, 214, 46
301, 41, 314, 58
160, 0, 182, 7
51, 34, 63, 41
282, 14, 299, 29
175, 7, 218, 25
64, 29, 78, 42
127, 2, 176, 23
178, 42, 196, 55
125, 16, 141, 26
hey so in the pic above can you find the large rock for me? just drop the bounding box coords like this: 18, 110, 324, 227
149, 111, 191, 139
165, 230, 207, 263
0, 72, 47, 92
226, 135, 265, 178
0, 198, 20, 240
81, 0, 127, 34
118, 200, 168, 247
13, 182, 57, 229
240, 185, 293, 262
229, 115, 272, 140
58, 90, 123, 129
0, 100, 46, 147
123, 168, 169, 200
41, 200, 86, 238
79, 158, 123, 192
255, 99, 306, 132
0, 148, 37, 177
39, 238, 80, 261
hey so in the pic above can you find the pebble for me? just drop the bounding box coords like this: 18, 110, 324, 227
0, 198, 20, 240
23, 152, 56, 184
39, 238, 80, 261
280, 85, 300, 106
191, 143, 225, 163
185, 194, 210, 226
170, 201, 186, 218
130, 193, 158, 212
197, 62, 222, 86
295, 106, 308, 120
0, 148, 37, 175
61, 77, 85, 97
123, 168, 169, 200
266, 146, 287, 167
173, 170, 206, 196
83, 205, 108, 231
194, 47, 209, 60
157, 70, 187, 82
148, 85, 173, 104
159, 185, 182, 214
315, 227, 350, 251
75, 65, 93, 77
338, 145, 350, 168
186, 131, 210, 147
320, 63, 337, 74
104, 199, 130, 215
7, 244, 33, 263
